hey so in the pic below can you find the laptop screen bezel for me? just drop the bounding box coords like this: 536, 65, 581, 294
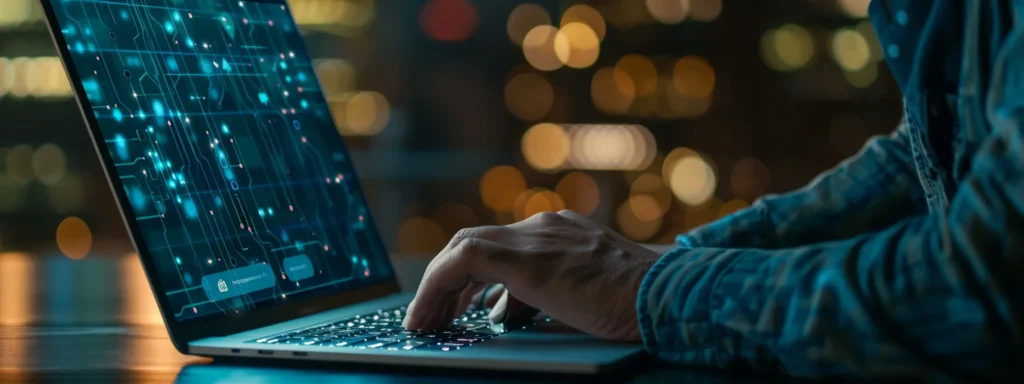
38, 0, 401, 350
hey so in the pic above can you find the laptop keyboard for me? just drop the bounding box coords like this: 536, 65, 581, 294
248, 306, 520, 352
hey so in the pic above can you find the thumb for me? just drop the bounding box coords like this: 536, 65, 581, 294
488, 290, 539, 328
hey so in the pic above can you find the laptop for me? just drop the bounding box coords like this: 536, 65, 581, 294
39, 0, 643, 374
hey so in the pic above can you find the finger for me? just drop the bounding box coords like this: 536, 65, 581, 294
485, 285, 504, 307
470, 284, 502, 309
455, 281, 487, 315
404, 238, 512, 330
488, 290, 539, 327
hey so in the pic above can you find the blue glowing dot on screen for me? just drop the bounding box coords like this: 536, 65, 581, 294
83, 27, 93, 36
300, 100, 309, 109
138, 110, 147, 120
176, 196, 182, 203
214, 196, 224, 207
168, 180, 177, 189
86, 43, 96, 52
281, 231, 290, 242
221, 124, 230, 134
112, 108, 124, 122
186, 38, 195, 47
74, 42, 85, 53
172, 12, 182, 21
258, 92, 269, 104
351, 255, 358, 263
164, 21, 175, 33
268, 208, 274, 216
152, 100, 165, 116
297, 72, 308, 82
120, 10, 130, 20
147, 126, 155, 133
184, 200, 199, 219
258, 208, 266, 217
279, 61, 288, 70
114, 134, 129, 160
285, 75, 292, 83
175, 257, 182, 265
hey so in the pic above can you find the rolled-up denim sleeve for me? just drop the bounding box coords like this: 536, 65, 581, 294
638, 32, 1024, 378
678, 120, 926, 250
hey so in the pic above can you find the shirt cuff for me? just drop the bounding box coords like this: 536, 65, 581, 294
636, 246, 691, 357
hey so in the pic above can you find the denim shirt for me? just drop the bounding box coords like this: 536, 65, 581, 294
637, 1, 1023, 379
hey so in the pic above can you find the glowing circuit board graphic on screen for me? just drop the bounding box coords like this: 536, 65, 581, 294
48, 0, 393, 321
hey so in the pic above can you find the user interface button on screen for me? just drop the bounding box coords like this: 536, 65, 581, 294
283, 254, 314, 282
201, 264, 276, 302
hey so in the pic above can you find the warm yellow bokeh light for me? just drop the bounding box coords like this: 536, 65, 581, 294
845, 62, 878, 88
0, 252, 35, 326
522, 123, 571, 171
523, 25, 568, 71
629, 173, 671, 221
668, 155, 716, 206
504, 72, 554, 121
32, 143, 66, 186
761, 24, 815, 72
831, 28, 871, 71
557, 22, 600, 69
555, 172, 600, 216
857, 20, 885, 63
837, 0, 870, 18
645, 0, 689, 25
688, 0, 723, 22
569, 124, 636, 170
396, 217, 447, 254
315, 59, 356, 98
523, 189, 565, 219
661, 147, 699, 183
615, 54, 658, 96
561, 4, 606, 41
591, 66, 635, 115
672, 55, 715, 99
480, 165, 527, 213
56, 216, 92, 260
507, 3, 552, 46
343, 91, 391, 136
616, 200, 663, 242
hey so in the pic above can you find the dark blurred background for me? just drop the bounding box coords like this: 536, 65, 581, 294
0, 0, 900, 328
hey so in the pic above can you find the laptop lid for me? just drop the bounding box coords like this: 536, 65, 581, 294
39, 0, 399, 349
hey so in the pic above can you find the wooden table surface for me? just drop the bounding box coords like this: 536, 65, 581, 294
0, 253, 796, 383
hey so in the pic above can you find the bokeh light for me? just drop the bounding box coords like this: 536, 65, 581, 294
844, 62, 878, 88
523, 189, 565, 219
615, 54, 658, 96
831, 28, 871, 71
504, 72, 554, 121
672, 55, 715, 99
332, 91, 391, 136
523, 25, 568, 71
857, 20, 884, 63
837, 0, 870, 18
31, 143, 66, 186
667, 152, 716, 206
616, 199, 662, 242
761, 24, 815, 72
591, 66, 635, 115
56, 216, 92, 260
507, 3, 551, 46
290, 0, 375, 31
645, 0, 689, 25
629, 173, 671, 221
560, 4, 606, 41
5, 144, 33, 185
566, 124, 655, 171
480, 165, 527, 213
420, 0, 478, 42
396, 217, 446, 254
557, 22, 601, 69
730, 156, 771, 202
688, 0, 723, 22
555, 172, 600, 216
315, 59, 356, 98
522, 123, 571, 171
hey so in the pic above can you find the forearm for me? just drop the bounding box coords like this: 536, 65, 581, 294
681, 124, 926, 250
642, 211, 1023, 379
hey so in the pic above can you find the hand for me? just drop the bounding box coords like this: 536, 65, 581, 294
402, 210, 661, 342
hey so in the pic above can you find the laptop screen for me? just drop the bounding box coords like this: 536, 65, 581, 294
47, 0, 394, 321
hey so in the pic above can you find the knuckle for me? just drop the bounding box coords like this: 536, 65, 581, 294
533, 211, 561, 223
